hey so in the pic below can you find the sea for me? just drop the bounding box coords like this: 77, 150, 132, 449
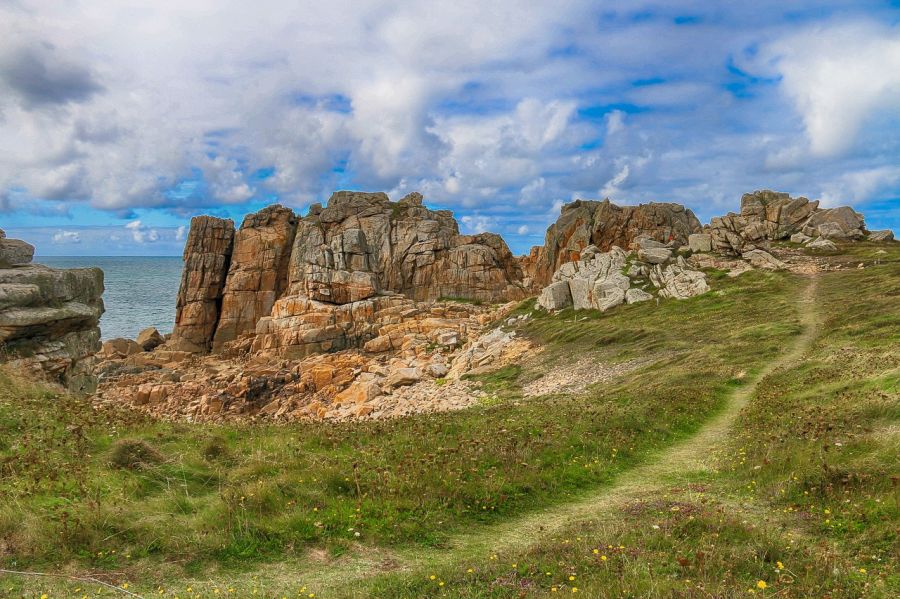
39, 256, 183, 341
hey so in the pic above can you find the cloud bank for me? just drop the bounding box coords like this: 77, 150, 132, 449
1, 1, 898, 255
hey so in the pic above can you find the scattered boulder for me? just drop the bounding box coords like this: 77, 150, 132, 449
688, 233, 712, 253
385, 367, 422, 388
625, 288, 653, 304
102, 337, 143, 357
790, 232, 812, 244
537, 280, 573, 311
869, 230, 895, 242
650, 263, 710, 300
637, 247, 672, 264
807, 238, 838, 251
136, 327, 165, 351
742, 249, 787, 271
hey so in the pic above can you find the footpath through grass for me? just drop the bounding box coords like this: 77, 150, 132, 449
362, 244, 899, 598
0, 261, 832, 597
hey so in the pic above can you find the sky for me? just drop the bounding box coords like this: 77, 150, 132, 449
1, 1, 899, 256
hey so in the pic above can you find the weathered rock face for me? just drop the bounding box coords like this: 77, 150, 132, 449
709, 190, 867, 254
170, 216, 235, 352
530, 199, 702, 288
212, 206, 297, 349
172, 192, 526, 355
287, 191, 525, 305
0, 234, 104, 390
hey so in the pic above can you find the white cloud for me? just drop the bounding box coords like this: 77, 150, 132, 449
605, 110, 626, 136
600, 165, 630, 198
460, 214, 499, 234
516, 224, 530, 235
759, 21, 900, 157
51, 230, 80, 243
175, 225, 186, 241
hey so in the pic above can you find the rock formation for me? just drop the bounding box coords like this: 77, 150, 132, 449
0, 229, 104, 391
709, 190, 868, 255
212, 205, 297, 349
171, 191, 526, 354
536, 238, 709, 312
170, 216, 235, 352
528, 199, 703, 289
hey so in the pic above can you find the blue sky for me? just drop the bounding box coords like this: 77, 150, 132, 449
1, 1, 899, 256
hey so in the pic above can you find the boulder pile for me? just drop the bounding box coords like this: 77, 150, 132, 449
709, 190, 870, 255
524, 199, 703, 289
0, 229, 104, 390
537, 238, 709, 312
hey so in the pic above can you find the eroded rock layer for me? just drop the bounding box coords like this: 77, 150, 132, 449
0, 230, 104, 390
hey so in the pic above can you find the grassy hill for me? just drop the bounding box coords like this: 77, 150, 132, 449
1, 242, 897, 598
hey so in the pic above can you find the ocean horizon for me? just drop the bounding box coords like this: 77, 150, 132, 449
38, 256, 183, 341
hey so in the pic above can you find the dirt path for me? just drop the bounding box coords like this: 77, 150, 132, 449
233, 276, 823, 597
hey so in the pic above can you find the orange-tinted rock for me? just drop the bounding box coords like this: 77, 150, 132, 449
213, 205, 297, 349
171, 216, 234, 352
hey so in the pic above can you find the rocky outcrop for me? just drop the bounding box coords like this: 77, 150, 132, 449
710, 190, 867, 255
529, 199, 702, 289
170, 216, 235, 352
286, 191, 525, 305
536, 242, 709, 312
868, 230, 895, 242
212, 205, 297, 349
171, 191, 526, 355
0, 231, 104, 391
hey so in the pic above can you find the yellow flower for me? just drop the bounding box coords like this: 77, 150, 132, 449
601, 555, 607, 561
551, 588, 558, 593
512, 563, 517, 568
41, 595, 48, 599
572, 588, 578, 593
859, 568, 867, 574
756, 580, 767, 590
429, 575, 436, 580
439, 582, 445, 587
592, 549, 599, 554
776, 561, 784, 570
467, 568, 474, 574
568, 575, 575, 581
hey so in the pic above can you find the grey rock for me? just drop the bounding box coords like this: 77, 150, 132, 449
594, 285, 625, 311
637, 247, 672, 264
807, 237, 838, 251
790, 233, 812, 244
0, 238, 35, 266
688, 233, 712, 253
651, 263, 710, 299
742, 249, 787, 270
537, 280, 572, 310
868, 230, 895, 242
625, 288, 653, 304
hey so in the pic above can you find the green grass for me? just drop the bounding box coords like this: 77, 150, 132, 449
1, 243, 897, 597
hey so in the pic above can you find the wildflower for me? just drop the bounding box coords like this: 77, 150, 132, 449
601, 555, 607, 561
776, 561, 784, 570
512, 563, 517, 569
467, 568, 474, 574
572, 588, 578, 593
439, 582, 445, 587
592, 549, 599, 554
551, 588, 558, 593
756, 580, 767, 589
568, 575, 575, 581
429, 575, 436, 580
859, 568, 867, 574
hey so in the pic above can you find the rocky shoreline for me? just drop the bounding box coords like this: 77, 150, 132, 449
1, 188, 894, 421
